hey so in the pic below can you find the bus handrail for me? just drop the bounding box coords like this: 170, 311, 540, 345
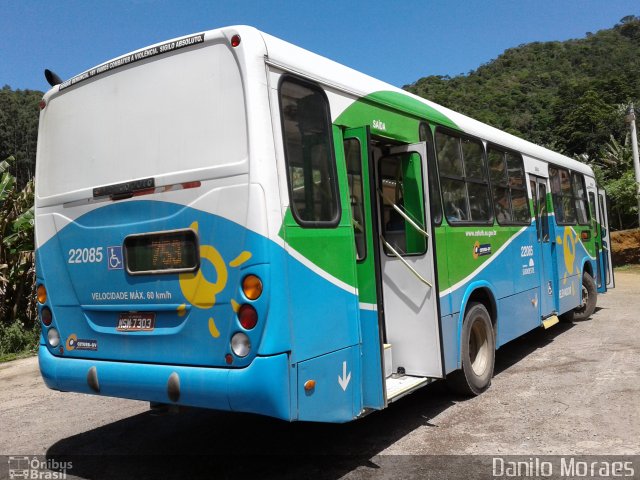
377, 188, 429, 239
379, 236, 433, 288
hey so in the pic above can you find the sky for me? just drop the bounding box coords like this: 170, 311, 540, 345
1, 0, 639, 93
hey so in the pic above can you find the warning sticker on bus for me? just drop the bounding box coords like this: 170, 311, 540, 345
59, 33, 205, 91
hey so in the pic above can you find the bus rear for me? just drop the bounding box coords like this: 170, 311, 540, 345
35, 28, 291, 419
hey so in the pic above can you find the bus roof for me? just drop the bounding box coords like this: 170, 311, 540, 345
258, 28, 594, 177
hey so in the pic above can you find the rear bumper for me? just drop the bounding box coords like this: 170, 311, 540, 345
38, 345, 291, 420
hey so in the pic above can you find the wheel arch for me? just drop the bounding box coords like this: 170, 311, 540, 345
582, 257, 594, 279
456, 281, 498, 367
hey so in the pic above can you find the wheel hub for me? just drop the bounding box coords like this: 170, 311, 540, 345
469, 319, 489, 376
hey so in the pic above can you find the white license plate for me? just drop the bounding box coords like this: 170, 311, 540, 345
116, 312, 155, 331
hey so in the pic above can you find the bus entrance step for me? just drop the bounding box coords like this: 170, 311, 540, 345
386, 375, 430, 403
384, 344, 393, 378
542, 315, 560, 329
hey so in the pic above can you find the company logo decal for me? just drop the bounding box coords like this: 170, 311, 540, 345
65, 334, 98, 351
472, 241, 492, 259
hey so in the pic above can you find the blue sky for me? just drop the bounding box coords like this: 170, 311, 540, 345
1, 0, 638, 92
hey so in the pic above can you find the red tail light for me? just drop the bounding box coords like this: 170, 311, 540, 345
41, 307, 53, 326
238, 304, 257, 330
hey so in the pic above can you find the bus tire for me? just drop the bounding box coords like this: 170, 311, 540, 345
559, 309, 574, 323
573, 271, 597, 320
446, 302, 495, 396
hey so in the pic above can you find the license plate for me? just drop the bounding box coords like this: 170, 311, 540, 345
117, 312, 155, 331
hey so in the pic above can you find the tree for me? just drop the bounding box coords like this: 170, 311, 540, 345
594, 135, 639, 229
0, 86, 42, 189
0, 156, 36, 339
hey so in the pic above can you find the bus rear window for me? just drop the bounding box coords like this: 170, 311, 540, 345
37, 42, 247, 200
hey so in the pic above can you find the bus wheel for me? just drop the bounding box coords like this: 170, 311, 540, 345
446, 302, 495, 396
573, 272, 597, 320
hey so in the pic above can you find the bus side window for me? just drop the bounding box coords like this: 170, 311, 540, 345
436, 130, 491, 225
589, 192, 598, 237
488, 146, 530, 225
549, 166, 577, 225
419, 122, 443, 225
279, 77, 340, 226
489, 149, 512, 224
571, 172, 589, 225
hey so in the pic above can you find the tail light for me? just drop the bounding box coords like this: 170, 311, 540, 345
47, 328, 60, 347
37, 284, 47, 304
231, 332, 251, 357
242, 275, 263, 300
41, 307, 52, 326
238, 304, 258, 330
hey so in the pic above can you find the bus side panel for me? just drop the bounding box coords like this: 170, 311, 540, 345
496, 288, 540, 347
282, 246, 360, 363
552, 224, 593, 314
440, 314, 458, 374
359, 308, 384, 410
297, 346, 361, 422
435, 227, 452, 317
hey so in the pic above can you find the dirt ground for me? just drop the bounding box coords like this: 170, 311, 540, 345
611, 228, 640, 265
0, 270, 638, 479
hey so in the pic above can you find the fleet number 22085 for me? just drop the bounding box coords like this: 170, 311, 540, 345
68, 247, 103, 264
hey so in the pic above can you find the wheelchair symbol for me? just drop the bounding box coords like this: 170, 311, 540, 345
107, 246, 123, 270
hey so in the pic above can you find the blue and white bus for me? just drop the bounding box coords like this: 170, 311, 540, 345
35, 26, 614, 423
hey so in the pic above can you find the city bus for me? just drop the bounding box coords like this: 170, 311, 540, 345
35, 26, 615, 423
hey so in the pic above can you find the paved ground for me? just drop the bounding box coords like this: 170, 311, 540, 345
0, 271, 638, 479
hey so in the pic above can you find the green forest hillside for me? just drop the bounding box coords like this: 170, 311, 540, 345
406, 16, 640, 158
405, 15, 640, 228
0, 86, 41, 190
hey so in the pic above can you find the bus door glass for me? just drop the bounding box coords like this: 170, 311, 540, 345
377, 142, 442, 379
589, 191, 605, 291
343, 127, 384, 410
598, 189, 615, 289
530, 175, 555, 316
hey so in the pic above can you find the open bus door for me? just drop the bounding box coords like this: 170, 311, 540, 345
380, 142, 442, 383
598, 189, 615, 289
343, 128, 442, 408
588, 190, 606, 292
530, 175, 556, 317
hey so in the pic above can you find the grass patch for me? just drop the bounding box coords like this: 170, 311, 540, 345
614, 264, 640, 274
0, 349, 36, 363
0, 320, 40, 362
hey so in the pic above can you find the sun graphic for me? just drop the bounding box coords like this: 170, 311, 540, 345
177, 221, 251, 339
